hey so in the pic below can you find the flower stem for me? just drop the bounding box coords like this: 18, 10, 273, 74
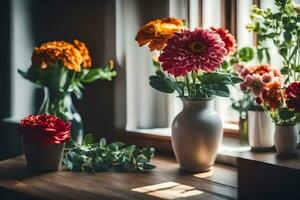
185, 75, 191, 99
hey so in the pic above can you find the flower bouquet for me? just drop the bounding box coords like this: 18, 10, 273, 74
18, 40, 116, 143
238, 64, 300, 155
136, 18, 242, 172
245, 0, 300, 154
18, 114, 71, 172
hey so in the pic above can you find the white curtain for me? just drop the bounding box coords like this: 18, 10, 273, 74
116, 0, 170, 130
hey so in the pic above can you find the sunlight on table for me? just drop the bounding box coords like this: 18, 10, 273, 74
131, 181, 203, 199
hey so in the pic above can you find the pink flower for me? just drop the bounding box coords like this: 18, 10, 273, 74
240, 82, 248, 91
262, 73, 273, 83
233, 64, 245, 74
240, 68, 251, 78
241, 74, 265, 96
250, 74, 265, 95
158, 28, 227, 77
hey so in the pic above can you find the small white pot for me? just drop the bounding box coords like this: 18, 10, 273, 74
274, 125, 299, 156
248, 110, 275, 149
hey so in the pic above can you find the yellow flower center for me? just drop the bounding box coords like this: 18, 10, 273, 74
190, 41, 206, 53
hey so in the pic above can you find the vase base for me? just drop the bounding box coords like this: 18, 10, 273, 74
251, 146, 275, 152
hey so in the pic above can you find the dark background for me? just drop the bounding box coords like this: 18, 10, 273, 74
0, 0, 116, 160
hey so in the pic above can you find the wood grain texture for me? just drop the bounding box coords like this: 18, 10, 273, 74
0, 156, 237, 200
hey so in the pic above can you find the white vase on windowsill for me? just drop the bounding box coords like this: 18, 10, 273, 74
248, 109, 275, 150
171, 98, 223, 173
274, 124, 299, 157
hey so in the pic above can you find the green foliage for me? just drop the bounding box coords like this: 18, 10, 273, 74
63, 134, 156, 173
238, 47, 255, 62
148, 69, 242, 99
149, 75, 175, 93
248, 0, 300, 84
263, 105, 299, 126
18, 61, 117, 99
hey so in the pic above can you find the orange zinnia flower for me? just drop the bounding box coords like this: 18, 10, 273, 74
261, 81, 283, 109
135, 18, 184, 51
32, 40, 93, 72
249, 64, 272, 76
73, 39, 92, 68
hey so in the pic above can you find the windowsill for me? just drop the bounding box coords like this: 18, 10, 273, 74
127, 122, 239, 138
121, 125, 249, 166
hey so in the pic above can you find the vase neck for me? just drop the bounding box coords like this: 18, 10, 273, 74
43, 87, 71, 100
181, 99, 213, 110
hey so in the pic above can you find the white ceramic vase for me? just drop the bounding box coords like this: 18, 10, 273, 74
274, 124, 299, 156
171, 99, 223, 172
248, 110, 275, 149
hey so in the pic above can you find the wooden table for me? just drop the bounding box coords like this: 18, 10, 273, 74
0, 156, 237, 200
236, 150, 300, 200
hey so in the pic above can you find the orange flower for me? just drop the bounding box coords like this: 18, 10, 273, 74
73, 39, 92, 68
32, 40, 93, 72
261, 81, 283, 109
249, 64, 272, 75
135, 18, 184, 51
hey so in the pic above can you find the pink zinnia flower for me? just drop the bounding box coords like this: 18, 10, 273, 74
250, 74, 265, 96
158, 28, 227, 77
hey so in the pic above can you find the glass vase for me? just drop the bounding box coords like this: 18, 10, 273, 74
239, 117, 248, 145
39, 87, 83, 144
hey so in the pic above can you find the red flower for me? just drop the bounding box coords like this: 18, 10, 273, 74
285, 82, 300, 112
158, 28, 227, 77
261, 82, 283, 109
210, 27, 237, 55
18, 114, 71, 148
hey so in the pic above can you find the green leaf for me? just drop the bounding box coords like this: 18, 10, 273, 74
201, 73, 242, 86
136, 155, 148, 164
230, 76, 243, 84
221, 60, 229, 69
152, 58, 161, 69
81, 69, 102, 83
64, 137, 155, 173
142, 163, 156, 171
238, 47, 255, 62
149, 75, 175, 93
279, 48, 288, 57
280, 66, 289, 75
279, 108, 294, 120
155, 70, 165, 77
205, 84, 230, 97
283, 31, 292, 41
257, 48, 263, 62
83, 134, 94, 145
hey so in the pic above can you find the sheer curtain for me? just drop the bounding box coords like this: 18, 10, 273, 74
116, 0, 170, 131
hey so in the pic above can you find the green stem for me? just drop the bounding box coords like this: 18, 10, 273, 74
185, 75, 191, 99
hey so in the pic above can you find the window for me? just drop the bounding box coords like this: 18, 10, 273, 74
115, 0, 259, 137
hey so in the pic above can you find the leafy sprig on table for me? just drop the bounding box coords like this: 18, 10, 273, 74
63, 134, 156, 173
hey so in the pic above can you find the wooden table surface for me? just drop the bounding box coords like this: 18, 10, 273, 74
0, 156, 237, 200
